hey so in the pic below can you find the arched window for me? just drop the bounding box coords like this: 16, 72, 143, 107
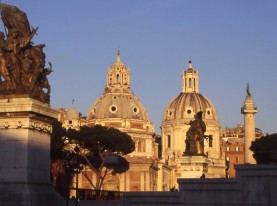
189, 78, 192, 88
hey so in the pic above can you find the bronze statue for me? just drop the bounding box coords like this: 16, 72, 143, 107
184, 111, 212, 156
246, 83, 251, 97
0, 3, 51, 103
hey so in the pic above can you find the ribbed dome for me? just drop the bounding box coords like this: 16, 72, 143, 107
163, 61, 218, 123
87, 92, 150, 121
66, 106, 79, 119
163, 92, 218, 122
87, 51, 150, 122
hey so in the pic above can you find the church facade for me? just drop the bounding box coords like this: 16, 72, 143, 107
160, 61, 226, 189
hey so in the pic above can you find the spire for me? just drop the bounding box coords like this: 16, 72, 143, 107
116, 50, 121, 64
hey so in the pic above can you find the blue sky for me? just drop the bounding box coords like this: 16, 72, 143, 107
1, 0, 277, 134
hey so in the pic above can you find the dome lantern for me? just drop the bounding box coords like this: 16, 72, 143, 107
106, 50, 130, 93
182, 60, 199, 93
87, 51, 152, 124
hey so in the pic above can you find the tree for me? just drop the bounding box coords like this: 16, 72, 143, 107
65, 124, 135, 190
50, 119, 73, 198
250, 133, 277, 164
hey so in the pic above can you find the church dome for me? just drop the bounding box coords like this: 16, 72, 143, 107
66, 106, 79, 120
87, 51, 150, 122
164, 93, 217, 122
87, 93, 150, 121
163, 61, 218, 124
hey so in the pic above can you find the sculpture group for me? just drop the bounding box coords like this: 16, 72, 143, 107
0, 3, 51, 103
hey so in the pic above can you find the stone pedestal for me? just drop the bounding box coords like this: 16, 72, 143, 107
0, 98, 65, 206
176, 156, 209, 178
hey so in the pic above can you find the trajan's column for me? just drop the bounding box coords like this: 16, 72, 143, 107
0, 3, 64, 206
241, 83, 258, 164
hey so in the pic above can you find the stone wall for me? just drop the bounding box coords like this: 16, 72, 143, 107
69, 164, 277, 206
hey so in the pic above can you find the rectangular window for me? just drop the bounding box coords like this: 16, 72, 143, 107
236, 156, 239, 163
167, 135, 171, 148
209, 136, 213, 147
235, 146, 239, 151
226, 156, 230, 161
226, 146, 230, 151
68, 120, 73, 124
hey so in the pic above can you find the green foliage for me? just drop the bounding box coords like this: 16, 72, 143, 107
51, 120, 135, 189
250, 133, 277, 164
79, 125, 135, 155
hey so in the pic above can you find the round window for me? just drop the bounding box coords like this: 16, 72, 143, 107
112, 96, 117, 100
109, 105, 118, 113
133, 106, 139, 114
207, 110, 211, 115
187, 109, 191, 114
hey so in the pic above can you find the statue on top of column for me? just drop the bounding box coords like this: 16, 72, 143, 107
0, 3, 52, 103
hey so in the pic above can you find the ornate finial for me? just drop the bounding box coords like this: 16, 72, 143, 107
188, 58, 193, 70
116, 50, 121, 63
246, 83, 251, 97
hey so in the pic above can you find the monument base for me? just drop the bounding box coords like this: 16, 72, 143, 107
176, 155, 209, 178
0, 98, 65, 206
0, 183, 64, 206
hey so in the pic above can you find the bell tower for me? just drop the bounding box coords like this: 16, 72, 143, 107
241, 83, 257, 164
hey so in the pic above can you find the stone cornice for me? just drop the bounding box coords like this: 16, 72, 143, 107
0, 97, 58, 119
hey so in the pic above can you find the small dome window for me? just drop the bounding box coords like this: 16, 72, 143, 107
112, 96, 117, 100
187, 109, 192, 114
207, 110, 211, 115
109, 105, 118, 113
133, 106, 139, 114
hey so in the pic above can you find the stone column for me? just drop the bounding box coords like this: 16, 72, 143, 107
0, 98, 65, 206
241, 85, 257, 164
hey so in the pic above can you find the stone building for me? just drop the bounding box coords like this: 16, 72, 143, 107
83, 51, 159, 191
221, 136, 244, 178
160, 61, 226, 190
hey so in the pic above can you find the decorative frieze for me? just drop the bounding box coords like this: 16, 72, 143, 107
0, 118, 52, 132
